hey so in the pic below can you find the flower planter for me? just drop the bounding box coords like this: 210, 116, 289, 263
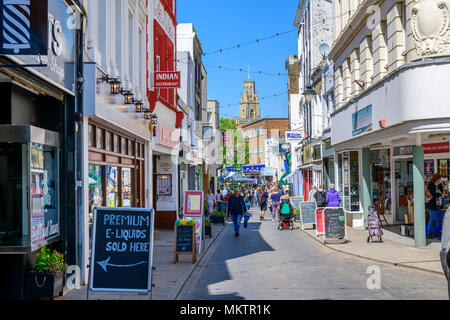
204, 225, 212, 238
210, 215, 225, 225
27, 271, 64, 300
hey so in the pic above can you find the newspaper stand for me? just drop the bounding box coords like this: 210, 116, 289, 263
367, 206, 383, 243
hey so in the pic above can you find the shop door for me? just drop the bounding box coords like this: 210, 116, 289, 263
394, 160, 413, 223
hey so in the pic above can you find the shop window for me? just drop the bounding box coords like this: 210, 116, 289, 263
88, 124, 95, 148
342, 151, 360, 212
96, 127, 104, 149
0, 143, 25, 247
113, 134, 120, 153
105, 131, 112, 151
370, 149, 391, 216
121, 137, 128, 155
128, 140, 134, 156
106, 166, 119, 207
122, 168, 132, 207
438, 159, 450, 208
88, 165, 103, 234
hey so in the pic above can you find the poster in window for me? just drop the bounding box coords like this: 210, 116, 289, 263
424, 160, 434, 182
157, 174, 172, 196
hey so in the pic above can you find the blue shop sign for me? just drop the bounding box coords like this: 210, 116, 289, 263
352, 105, 372, 137
243, 165, 265, 173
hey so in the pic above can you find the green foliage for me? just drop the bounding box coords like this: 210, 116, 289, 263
32, 245, 67, 275
219, 117, 237, 132
204, 219, 212, 226
212, 207, 224, 217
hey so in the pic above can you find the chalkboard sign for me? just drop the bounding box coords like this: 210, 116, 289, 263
323, 207, 346, 243
174, 225, 196, 264
89, 207, 154, 293
300, 201, 317, 229
290, 197, 303, 222
176, 226, 194, 252
217, 201, 228, 217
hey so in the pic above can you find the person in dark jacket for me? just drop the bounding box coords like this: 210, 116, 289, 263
427, 174, 444, 238
229, 188, 247, 236
314, 184, 328, 208
326, 184, 342, 207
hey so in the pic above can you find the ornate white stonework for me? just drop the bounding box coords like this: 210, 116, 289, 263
153, 0, 175, 44
411, 0, 450, 58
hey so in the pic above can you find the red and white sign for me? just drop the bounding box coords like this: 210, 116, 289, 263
154, 71, 181, 88
223, 131, 231, 147
159, 125, 179, 148
423, 142, 450, 154
184, 191, 204, 217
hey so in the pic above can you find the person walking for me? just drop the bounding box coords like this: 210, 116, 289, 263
229, 187, 247, 236
257, 187, 269, 221
270, 187, 282, 222
314, 184, 328, 208
426, 174, 444, 239
216, 190, 222, 202
326, 184, 341, 207
205, 189, 216, 216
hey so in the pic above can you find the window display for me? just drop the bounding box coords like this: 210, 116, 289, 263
342, 151, 360, 212
370, 149, 392, 216
157, 174, 172, 196
106, 166, 119, 207
122, 168, 132, 207
438, 159, 450, 209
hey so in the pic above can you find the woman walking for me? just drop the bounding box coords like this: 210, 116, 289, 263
326, 184, 341, 207
229, 188, 247, 236
270, 187, 282, 222
427, 174, 443, 239
257, 187, 269, 221
205, 189, 216, 216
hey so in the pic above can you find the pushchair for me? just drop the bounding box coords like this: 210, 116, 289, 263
367, 206, 383, 243
278, 199, 294, 230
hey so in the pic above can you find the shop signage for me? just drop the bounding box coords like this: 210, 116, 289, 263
263, 167, 273, 176
222, 131, 231, 147
90, 207, 154, 293
0, 0, 48, 55
352, 105, 372, 137
6, 0, 76, 94
183, 191, 204, 253
316, 208, 324, 236
299, 201, 317, 229
323, 207, 346, 243
159, 125, 178, 148
174, 226, 196, 263
285, 131, 303, 143
243, 164, 265, 173
289, 197, 303, 222
154, 71, 181, 89
424, 160, 434, 179
393, 146, 413, 156
423, 142, 449, 154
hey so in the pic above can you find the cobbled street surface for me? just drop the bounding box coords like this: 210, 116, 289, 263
178, 208, 448, 300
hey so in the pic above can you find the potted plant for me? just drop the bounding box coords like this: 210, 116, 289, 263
27, 245, 67, 300
204, 219, 212, 238
210, 208, 225, 225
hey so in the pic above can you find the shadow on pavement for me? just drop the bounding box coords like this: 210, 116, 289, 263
180, 220, 274, 300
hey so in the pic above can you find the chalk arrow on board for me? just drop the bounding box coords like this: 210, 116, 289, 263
97, 256, 148, 272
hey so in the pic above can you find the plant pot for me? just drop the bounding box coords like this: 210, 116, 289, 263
27, 271, 64, 300
211, 215, 225, 225
204, 225, 212, 238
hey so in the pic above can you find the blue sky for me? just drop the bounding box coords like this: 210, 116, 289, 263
177, 0, 299, 119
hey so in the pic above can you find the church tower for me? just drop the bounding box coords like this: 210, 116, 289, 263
239, 79, 260, 121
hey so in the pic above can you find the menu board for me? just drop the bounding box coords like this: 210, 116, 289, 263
316, 208, 324, 236
323, 208, 346, 242
90, 208, 154, 293
175, 226, 194, 253
183, 191, 204, 253
300, 201, 317, 228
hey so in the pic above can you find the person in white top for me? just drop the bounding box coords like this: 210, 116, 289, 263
205, 189, 216, 216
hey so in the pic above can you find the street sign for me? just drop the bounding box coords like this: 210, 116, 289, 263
174, 226, 196, 264
89, 207, 154, 293
299, 201, 317, 229
323, 207, 347, 243
285, 131, 303, 143
154, 71, 181, 88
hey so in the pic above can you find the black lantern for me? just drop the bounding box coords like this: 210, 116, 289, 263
109, 77, 121, 94
134, 99, 144, 113
121, 89, 134, 105
144, 109, 152, 119
151, 114, 158, 125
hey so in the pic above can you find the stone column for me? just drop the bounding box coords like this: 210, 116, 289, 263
413, 146, 426, 247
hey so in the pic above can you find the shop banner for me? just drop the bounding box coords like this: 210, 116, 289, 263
0, 0, 48, 55
352, 105, 372, 137
423, 142, 450, 154
154, 71, 181, 88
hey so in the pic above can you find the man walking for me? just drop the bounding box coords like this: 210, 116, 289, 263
229, 187, 247, 237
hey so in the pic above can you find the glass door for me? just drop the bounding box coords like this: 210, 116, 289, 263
394, 159, 413, 223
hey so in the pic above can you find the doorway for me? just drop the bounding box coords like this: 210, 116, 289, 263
394, 159, 413, 223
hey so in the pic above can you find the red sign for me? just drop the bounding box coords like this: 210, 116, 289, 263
423, 142, 449, 154
154, 71, 181, 88
316, 208, 324, 235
